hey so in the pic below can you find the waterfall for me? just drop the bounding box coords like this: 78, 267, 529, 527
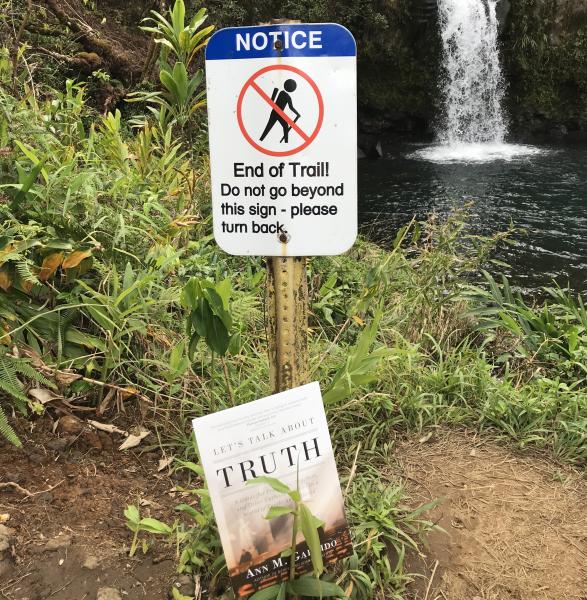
437, 0, 507, 144
412, 0, 541, 161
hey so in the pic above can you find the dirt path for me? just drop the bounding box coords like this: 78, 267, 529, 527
2, 420, 586, 600
0, 417, 187, 600
397, 430, 587, 600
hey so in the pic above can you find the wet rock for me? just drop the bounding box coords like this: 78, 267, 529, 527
46, 437, 72, 452
44, 532, 72, 551
98, 431, 114, 451
357, 134, 384, 159
37, 491, 54, 504
96, 588, 123, 600
28, 453, 44, 466
83, 429, 103, 451
549, 124, 568, 138
4, 472, 23, 484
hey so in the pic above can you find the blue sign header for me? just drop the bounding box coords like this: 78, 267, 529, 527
206, 23, 356, 61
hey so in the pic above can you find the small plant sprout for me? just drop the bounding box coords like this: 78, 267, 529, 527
246, 474, 346, 600
124, 503, 173, 557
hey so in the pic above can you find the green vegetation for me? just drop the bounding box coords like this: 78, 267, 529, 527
4, 0, 586, 135
1, 1, 586, 599
245, 475, 346, 599
204, 0, 439, 119
504, 0, 587, 132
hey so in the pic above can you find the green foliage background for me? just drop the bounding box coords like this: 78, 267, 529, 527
201, 0, 587, 133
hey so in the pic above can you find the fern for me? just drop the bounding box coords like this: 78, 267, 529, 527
10, 357, 54, 388
0, 354, 55, 446
0, 356, 30, 412
0, 403, 20, 447
14, 258, 41, 285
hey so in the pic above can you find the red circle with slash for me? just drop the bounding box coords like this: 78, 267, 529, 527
236, 64, 324, 157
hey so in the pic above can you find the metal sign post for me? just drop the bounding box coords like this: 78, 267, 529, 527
205, 22, 357, 393
267, 256, 308, 393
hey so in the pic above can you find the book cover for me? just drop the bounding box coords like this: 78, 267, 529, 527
192, 381, 353, 598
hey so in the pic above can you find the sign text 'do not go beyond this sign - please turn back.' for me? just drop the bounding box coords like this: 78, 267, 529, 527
205, 23, 357, 256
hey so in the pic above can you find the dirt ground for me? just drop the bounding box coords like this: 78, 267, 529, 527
1, 419, 586, 600
0, 416, 185, 600
398, 430, 587, 600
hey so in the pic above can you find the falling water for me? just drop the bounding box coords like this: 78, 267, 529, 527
438, 0, 506, 144
414, 0, 541, 162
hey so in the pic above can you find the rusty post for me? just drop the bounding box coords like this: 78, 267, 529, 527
264, 18, 309, 395
266, 256, 309, 393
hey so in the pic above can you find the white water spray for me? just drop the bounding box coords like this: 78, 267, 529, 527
438, 0, 506, 144
414, 0, 541, 162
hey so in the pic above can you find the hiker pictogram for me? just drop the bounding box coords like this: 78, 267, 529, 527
237, 64, 324, 158
259, 79, 301, 144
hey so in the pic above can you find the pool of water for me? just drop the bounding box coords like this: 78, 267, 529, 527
358, 143, 587, 293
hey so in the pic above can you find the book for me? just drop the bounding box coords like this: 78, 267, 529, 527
192, 381, 353, 598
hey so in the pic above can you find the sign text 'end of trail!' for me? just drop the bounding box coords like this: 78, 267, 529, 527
206, 23, 357, 257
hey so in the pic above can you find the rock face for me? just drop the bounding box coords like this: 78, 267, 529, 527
117, 0, 585, 138
496, 0, 511, 31
309, 0, 587, 138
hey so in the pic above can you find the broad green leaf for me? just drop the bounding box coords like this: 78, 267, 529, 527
124, 504, 140, 524
265, 505, 294, 520
181, 277, 200, 309
215, 277, 231, 308
44, 239, 74, 251
169, 340, 186, 371
171, 587, 193, 600
138, 517, 172, 534
248, 584, 282, 600
188, 331, 201, 359
175, 460, 204, 476
287, 577, 345, 597
288, 489, 301, 503
299, 503, 323, 576
14, 140, 49, 182
276, 583, 286, 600
206, 314, 230, 355
246, 476, 292, 494
192, 298, 212, 337
14, 159, 46, 203
204, 287, 232, 328
175, 504, 199, 519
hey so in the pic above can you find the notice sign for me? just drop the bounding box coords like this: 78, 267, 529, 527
206, 24, 357, 256
192, 382, 353, 597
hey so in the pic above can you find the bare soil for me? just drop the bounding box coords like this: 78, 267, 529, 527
0, 416, 183, 600
398, 430, 587, 600
2, 420, 586, 600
